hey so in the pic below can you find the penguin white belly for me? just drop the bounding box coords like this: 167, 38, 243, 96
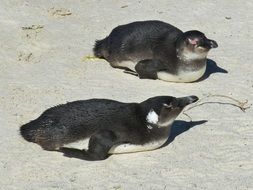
62, 136, 168, 154
157, 64, 206, 83
108, 136, 168, 154
63, 139, 89, 149
114, 61, 137, 71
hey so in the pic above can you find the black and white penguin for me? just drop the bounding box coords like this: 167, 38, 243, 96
20, 95, 198, 161
93, 20, 218, 82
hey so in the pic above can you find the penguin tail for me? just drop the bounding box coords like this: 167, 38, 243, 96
93, 38, 108, 58
20, 118, 68, 150
20, 122, 37, 142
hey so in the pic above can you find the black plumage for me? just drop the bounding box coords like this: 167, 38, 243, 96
94, 20, 218, 82
20, 95, 198, 161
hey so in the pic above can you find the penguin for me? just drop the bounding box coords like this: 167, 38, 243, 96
93, 20, 218, 82
20, 95, 198, 161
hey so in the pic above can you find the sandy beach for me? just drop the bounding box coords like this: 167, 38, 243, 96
0, 0, 253, 189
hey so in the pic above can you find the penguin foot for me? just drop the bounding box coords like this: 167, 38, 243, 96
123, 70, 138, 76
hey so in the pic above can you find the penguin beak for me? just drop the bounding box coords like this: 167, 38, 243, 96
177, 96, 199, 108
185, 96, 199, 104
205, 39, 218, 49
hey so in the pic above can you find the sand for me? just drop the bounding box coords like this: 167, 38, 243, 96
0, 0, 253, 189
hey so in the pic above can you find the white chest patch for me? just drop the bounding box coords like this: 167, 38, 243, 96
181, 51, 207, 61
158, 118, 176, 128
157, 64, 206, 82
107, 109, 172, 154
146, 109, 159, 124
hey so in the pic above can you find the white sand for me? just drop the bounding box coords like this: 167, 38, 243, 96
1, 0, 253, 189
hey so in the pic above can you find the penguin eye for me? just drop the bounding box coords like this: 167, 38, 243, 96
197, 38, 206, 48
162, 103, 172, 109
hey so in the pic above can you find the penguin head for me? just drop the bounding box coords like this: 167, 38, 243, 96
184, 30, 218, 49
146, 96, 199, 127
177, 30, 218, 61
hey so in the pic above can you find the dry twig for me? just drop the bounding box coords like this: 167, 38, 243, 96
182, 94, 251, 121
81, 55, 102, 62
48, 7, 72, 17
22, 25, 44, 30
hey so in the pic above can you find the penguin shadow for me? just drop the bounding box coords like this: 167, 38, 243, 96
162, 120, 208, 147
197, 59, 227, 82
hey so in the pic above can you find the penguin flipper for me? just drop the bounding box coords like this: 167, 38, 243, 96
59, 147, 90, 160
135, 59, 167, 79
60, 130, 118, 161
